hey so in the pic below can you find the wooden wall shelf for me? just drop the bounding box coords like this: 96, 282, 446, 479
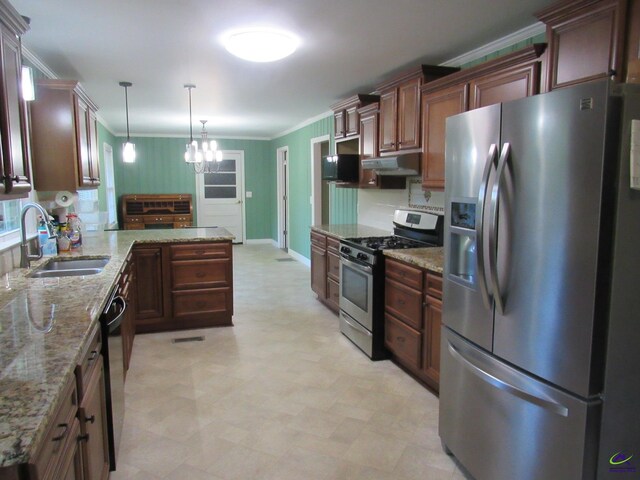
121, 194, 193, 230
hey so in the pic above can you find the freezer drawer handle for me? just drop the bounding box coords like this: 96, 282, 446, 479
476, 143, 498, 310
447, 341, 569, 417
489, 143, 510, 314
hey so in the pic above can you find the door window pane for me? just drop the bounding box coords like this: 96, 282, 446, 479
205, 186, 236, 199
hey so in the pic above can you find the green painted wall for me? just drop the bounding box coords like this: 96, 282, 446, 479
270, 115, 359, 259
96, 122, 117, 214
111, 136, 273, 239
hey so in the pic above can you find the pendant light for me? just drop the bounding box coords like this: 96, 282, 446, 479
184, 84, 222, 173
119, 81, 136, 163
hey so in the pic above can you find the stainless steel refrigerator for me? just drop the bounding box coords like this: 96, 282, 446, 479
440, 79, 640, 480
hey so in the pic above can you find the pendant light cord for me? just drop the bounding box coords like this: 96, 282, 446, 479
186, 85, 195, 142
124, 86, 131, 141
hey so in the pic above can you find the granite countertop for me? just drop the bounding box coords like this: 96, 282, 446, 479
311, 224, 392, 240
384, 247, 444, 274
0, 227, 233, 469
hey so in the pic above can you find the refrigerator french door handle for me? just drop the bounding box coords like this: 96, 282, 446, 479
489, 142, 510, 314
447, 341, 569, 417
476, 143, 498, 310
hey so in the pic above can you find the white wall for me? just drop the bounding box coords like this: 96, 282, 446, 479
357, 177, 445, 230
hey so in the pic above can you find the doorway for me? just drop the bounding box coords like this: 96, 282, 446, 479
310, 135, 330, 226
195, 150, 245, 243
277, 146, 289, 250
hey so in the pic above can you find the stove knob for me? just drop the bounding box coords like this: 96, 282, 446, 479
340, 246, 351, 254
357, 253, 368, 261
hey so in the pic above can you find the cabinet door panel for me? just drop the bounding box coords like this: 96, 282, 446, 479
421, 84, 468, 190
74, 96, 92, 187
134, 247, 164, 320
422, 295, 442, 387
327, 251, 340, 282
359, 108, 379, 187
345, 105, 359, 136
327, 277, 340, 312
470, 62, 539, 109
378, 90, 397, 152
334, 110, 345, 138
398, 77, 421, 150
311, 244, 327, 299
0, 28, 30, 195
88, 110, 100, 186
79, 357, 109, 480
172, 288, 232, 320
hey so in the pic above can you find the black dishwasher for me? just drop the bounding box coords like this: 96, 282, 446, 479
100, 285, 126, 471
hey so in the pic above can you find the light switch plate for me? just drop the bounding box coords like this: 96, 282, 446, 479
245, 191, 252, 198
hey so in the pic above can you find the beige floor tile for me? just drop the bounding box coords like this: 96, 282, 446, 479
115, 244, 451, 480
344, 429, 408, 471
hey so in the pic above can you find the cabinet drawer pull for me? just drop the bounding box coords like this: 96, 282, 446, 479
88, 350, 99, 362
78, 434, 90, 442
52, 423, 68, 442
83, 414, 96, 424
397, 336, 405, 343
195, 250, 205, 256
195, 271, 206, 278
397, 299, 405, 305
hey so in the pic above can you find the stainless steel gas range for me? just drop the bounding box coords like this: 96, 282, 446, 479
338, 209, 443, 359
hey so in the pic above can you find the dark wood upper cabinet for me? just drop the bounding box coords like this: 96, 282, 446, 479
331, 94, 379, 139
421, 83, 469, 190
376, 65, 459, 155
420, 45, 545, 190
29, 79, 101, 191
536, 0, 628, 91
358, 103, 379, 188
0, 3, 30, 197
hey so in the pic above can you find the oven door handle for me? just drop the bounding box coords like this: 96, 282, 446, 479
340, 312, 373, 337
340, 255, 373, 274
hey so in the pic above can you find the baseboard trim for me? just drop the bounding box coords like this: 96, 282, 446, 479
245, 238, 278, 247
288, 249, 311, 267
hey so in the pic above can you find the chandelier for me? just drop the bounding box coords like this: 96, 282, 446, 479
183, 84, 223, 173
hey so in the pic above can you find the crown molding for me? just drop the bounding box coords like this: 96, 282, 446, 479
272, 110, 333, 140
440, 22, 546, 68
21, 45, 58, 79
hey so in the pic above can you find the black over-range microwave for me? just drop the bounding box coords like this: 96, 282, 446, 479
322, 154, 359, 183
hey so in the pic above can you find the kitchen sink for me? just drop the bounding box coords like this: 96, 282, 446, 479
28, 256, 110, 278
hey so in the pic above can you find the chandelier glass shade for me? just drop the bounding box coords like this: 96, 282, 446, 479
184, 85, 222, 173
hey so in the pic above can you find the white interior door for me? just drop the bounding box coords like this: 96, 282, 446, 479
196, 150, 244, 243
277, 146, 289, 250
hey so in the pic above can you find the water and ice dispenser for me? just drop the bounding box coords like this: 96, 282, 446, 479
448, 201, 477, 285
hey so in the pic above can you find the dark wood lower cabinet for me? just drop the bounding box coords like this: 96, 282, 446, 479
384, 257, 442, 392
133, 241, 234, 333
310, 231, 341, 314
78, 357, 109, 480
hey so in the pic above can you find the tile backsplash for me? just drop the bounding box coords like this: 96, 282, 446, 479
357, 177, 445, 230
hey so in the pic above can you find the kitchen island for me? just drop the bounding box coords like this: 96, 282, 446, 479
0, 227, 233, 477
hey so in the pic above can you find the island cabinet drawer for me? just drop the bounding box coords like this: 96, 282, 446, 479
385, 313, 422, 370
170, 242, 230, 261
75, 325, 101, 399
386, 259, 423, 291
310, 231, 327, 249
172, 288, 232, 319
425, 272, 442, 299
326, 236, 340, 253
385, 278, 423, 330
171, 259, 230, 290
33, 374, 78, 480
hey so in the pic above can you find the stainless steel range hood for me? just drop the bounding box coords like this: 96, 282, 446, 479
361, 152, 420, 176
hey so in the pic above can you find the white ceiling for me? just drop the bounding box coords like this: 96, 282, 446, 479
12, 0, 552, 139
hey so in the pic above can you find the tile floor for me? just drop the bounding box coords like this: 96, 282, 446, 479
111, 244, 468, 480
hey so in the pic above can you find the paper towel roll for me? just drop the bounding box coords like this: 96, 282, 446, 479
54, 191, 74, 207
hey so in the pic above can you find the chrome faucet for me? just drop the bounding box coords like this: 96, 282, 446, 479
20, 203, 56, 269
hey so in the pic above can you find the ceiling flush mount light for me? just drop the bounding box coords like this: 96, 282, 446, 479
119, 81, 135, 163
183, 84, 222, 174
224, 29, 298, 62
